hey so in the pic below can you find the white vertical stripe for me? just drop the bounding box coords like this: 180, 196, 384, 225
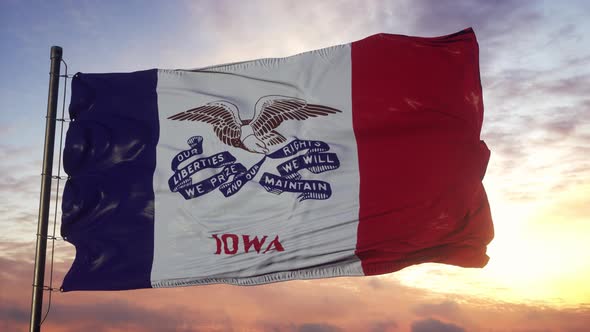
151, 44, 362, 286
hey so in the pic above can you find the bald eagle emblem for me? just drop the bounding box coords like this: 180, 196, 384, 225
167, 95, 341, 154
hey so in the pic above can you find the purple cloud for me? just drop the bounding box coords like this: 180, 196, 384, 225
411, 318, 465, 332
298, 323, 343, 332
413, 301, 461, 320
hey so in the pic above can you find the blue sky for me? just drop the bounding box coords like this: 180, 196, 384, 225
1, 1, 590, 331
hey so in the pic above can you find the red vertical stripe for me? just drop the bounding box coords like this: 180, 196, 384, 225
351, 28, 494, 275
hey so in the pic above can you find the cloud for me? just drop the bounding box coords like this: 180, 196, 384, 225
2, 253, 590, 332
369, 320, 398, 332
412, 301, 460, 320
0, 305, 28, 325
172, 0, 551, 71
410, 318, 465, 332
409, 0, 540, 36
298, 323, 343, 332
0, 139, 71, 244
47, 300, 206, 332
0, 298, 210, 332
0, 256, 35, 284
180, 0, 387, 67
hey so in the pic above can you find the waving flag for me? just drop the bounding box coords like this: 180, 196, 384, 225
61, 28, 493, 291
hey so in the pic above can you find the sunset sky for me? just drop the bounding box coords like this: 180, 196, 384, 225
1, 1, 589, 331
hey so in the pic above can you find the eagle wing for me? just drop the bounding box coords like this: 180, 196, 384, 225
250, 96, 341, 146
167, 101, 243, 148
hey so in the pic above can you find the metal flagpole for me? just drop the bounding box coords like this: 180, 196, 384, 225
29, 46, 63, 332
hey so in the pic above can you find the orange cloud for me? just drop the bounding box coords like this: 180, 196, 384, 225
2, 255, 589, 332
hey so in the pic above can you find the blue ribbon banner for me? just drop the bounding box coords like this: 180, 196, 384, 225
172, 164, 247, 200
267, 139, 330, 159
168, 137, 340, 201
276, 152, 340, 180
170, 135, 204, 171
219, 157, 266, 197
168, 151, 236, 191
260, 173, 332, 201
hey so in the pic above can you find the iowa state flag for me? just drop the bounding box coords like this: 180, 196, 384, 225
61, 28, 493, 291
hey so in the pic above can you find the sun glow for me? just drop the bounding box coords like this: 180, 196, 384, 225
394, 183, 590, 307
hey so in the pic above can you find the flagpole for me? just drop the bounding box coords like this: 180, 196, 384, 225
29, 46, 62, 332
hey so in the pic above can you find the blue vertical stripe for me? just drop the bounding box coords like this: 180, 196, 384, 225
61, 70, 158, 291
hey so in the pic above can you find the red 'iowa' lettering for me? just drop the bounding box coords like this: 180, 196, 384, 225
212, 234, 285, 255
